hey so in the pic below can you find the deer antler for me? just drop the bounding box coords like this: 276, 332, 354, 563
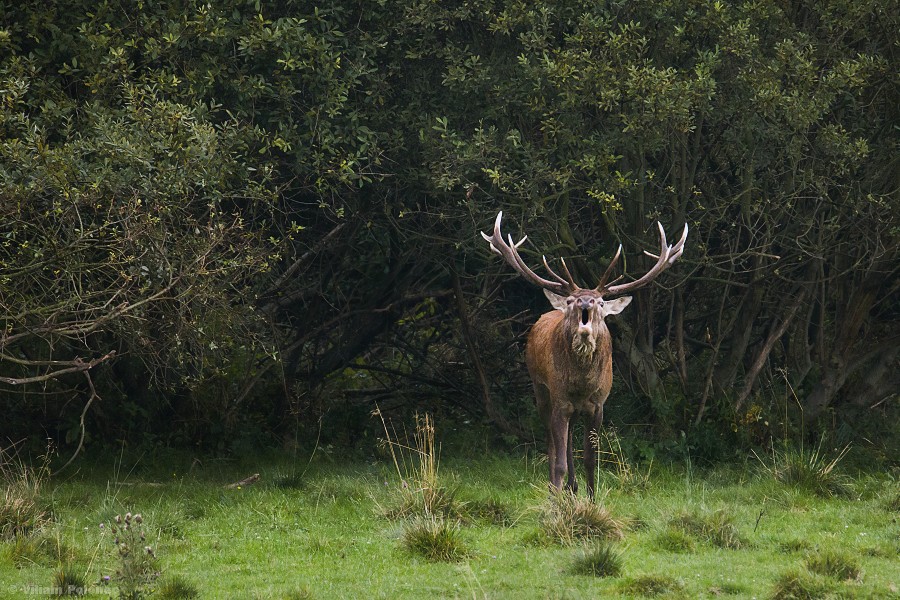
601, 221, 688, 296
481, 212, 579, 296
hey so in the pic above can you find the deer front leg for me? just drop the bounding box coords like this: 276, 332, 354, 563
565, 421, 578, 494
548, 408, 570, 492
584, 404, 603, 500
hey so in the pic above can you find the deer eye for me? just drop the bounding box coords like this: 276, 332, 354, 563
566, 298, 574, 305
589, 299, 595, 305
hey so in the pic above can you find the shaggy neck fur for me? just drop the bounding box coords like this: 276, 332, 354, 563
571, 331, 597, 359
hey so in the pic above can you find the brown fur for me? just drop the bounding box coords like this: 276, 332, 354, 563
525, 290, 625, 498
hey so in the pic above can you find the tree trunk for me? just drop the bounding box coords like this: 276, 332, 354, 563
735, 285, 808, 411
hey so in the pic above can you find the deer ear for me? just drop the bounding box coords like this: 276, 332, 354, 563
543, 289, 568, 311
601, 296, 632, 316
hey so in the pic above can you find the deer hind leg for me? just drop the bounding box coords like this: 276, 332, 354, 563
565, 421, 578, 494
584, 405, 603, 500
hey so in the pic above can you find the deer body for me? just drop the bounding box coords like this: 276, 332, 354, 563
482, 212, 686, 498
526, 291, 630, 496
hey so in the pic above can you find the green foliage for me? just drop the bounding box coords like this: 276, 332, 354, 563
0, 0, 897, 453
779, 538, 813, 555
593, 428, 654, 491
885, 489, 900, 513
281, 587, 315, 600
464, 498, 512, 526
3, 455, 899, 598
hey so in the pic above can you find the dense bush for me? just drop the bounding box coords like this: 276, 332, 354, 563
1, 0, 896, 458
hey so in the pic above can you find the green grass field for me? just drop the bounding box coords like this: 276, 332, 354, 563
1, 446, 898, 599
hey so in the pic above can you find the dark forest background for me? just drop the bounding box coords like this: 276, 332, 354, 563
1, 0, 897, 465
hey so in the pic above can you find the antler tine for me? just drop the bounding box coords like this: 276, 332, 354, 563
481, 212, 576, 296
668, 223, 689, 264
541, 256, 578, 289
604, 221, 688, 297
595, 244, 623, 292
558, 257, 577, 288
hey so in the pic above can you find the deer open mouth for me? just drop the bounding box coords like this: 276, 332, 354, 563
581, 308, 590, 326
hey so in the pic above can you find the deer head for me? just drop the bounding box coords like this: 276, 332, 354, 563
481, 211, 687, 346
541, 289, 633, 359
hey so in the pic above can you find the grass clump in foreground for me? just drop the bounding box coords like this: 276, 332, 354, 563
1, 445, 51, 540
668, 508, 745, 549
539, 490, 625, 545
804, 548, 861, 581
592, 429, 653, 491
401, 517, 468, 562
654, 525, 697, 553
884, 488, 900, 512
569, 541, 623, 577
770, 568, 836, 600
282, 586, 315, 600
156, 575, 200, 599
620, 573, 684, 596
377, 412, 463, 521
52, 564, 87, 596
757, 441, 851, 497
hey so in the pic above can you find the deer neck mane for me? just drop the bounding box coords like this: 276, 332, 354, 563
560, 316, 609, 364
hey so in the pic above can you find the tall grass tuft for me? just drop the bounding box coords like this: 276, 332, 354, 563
770, 568, 835, 600
569, 541, 623, 577
654, 526, 696, 553
804, 548, 861, 581
1, 445, 52, 540
756, 440, 851, 498
884, 488, 900, 512
669, 509, 744, 549
539, 490, 625, 545
591, 429, 652, 491
52, 565, 86, 597
401, 516, 468, 562
156, 575, 200, 599
376, 411, 461, 520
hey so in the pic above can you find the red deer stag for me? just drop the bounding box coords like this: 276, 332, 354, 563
482, 212, 687, 498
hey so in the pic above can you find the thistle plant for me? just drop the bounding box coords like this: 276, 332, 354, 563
106, 512, 160, 600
